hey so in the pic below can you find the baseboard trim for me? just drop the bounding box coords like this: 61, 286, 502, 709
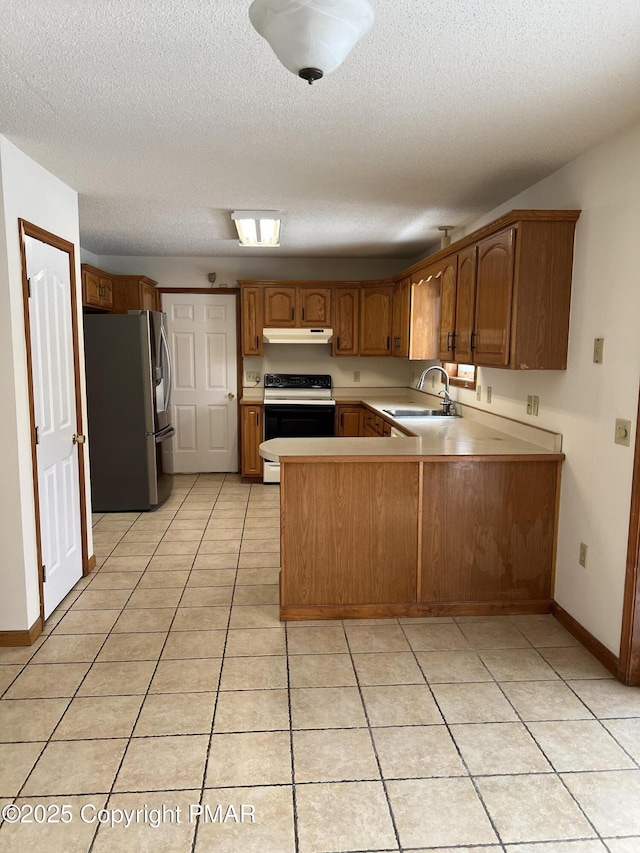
281, 599, 552, 621
551, 602, 619, 677
84, 553, 97, 575
0, 616, 43, 647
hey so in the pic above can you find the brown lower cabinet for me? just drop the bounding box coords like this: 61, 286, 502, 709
336, 404, 411, 437
240, 403, 263, 478
280, 456, 561, 619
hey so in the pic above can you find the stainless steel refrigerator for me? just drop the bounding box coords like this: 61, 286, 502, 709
83, 310, 175, 511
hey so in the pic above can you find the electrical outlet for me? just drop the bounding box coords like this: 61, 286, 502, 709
615, 418, 632, 446
579, 542, 588, 567
532, 396, 539, 416
486, 386, 492, 404
476, 386, 482, 401
245, 371, 261, 384
353, 370, 360, 382
527, 395, 533, 415
593, 338, 604, 364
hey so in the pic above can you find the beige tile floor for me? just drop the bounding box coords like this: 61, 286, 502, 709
1, 473, 640, 852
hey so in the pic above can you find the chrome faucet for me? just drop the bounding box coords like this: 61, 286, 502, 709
416, 365, 455, 415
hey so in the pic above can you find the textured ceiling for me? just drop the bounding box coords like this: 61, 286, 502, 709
1, 0, 640, 258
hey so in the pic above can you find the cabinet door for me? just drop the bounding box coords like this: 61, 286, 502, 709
454, 246, 477, 363
409, 271, 440, 360
241, 405, 263, 477
474, 228, 515, 366
98, 276, 113, 310
141, 283, 156, 312
299, 287, 331, 327
362, 411, 377, 436
241, 287, 264, 356
438, 257, 458, 360
392, 278, 410, 358
264, 286, 297, 327
336, 406, 363, 437
360, 285, 393, 356
83, 270, 102, 308
333, 287, 359, 356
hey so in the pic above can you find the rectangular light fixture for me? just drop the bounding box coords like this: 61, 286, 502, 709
231, 211, 281, 247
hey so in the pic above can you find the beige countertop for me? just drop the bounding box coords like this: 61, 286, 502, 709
259, 395, 564, 461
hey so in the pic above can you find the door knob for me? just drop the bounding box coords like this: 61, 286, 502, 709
227, 392, 235, 399
72, 433, 86, 445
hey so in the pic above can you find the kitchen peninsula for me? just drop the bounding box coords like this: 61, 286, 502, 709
261, 402, 563, 621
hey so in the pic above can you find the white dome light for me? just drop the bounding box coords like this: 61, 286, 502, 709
249, 0, 375, 84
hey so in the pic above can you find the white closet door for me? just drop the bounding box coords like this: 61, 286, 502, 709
163, 292, 238, 473
26, 235, 83, 618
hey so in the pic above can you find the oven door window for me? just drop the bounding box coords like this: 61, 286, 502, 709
264, 405, 335, 440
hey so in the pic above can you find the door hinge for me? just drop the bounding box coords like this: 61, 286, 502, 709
42, 564, 47, 583
27, 277, 32, 298
35, 426, 40, 445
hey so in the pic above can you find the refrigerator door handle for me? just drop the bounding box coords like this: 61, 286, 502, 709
153, 425, 175, 443
160, 321, 173, 413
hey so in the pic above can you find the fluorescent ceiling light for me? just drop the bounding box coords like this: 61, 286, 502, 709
231, 211, 281, 247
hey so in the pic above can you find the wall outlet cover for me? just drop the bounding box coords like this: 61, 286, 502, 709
532, 396, 539, 416
353, 371, 361, 382
486, 386, 492, 403
476, 386, 482, 401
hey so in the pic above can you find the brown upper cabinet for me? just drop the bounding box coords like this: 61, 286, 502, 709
333, 287, 359, 356
263, 285, 331, 328
112, 275, 159, 314
81, 264, 113, 311
411, 210, 580, 370
394, 272, 440, 360
241, 286, 264, 356
360, 283, 393, 356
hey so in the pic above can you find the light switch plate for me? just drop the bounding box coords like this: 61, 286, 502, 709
486, 386, 492, 404
532, 396, 539, 416
615, 418, 632, 446
527, 395, 533, 415
353, 371, 360, 382
593, 338, 604, 364
476, 386, 482, 401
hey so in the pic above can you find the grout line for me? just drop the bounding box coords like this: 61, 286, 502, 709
342, 622, 403, 852
190, 473, 248, 853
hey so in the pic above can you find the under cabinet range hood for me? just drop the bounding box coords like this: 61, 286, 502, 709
263, 328, 333, 344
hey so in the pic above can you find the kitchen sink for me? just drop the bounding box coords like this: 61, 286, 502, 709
383, 408, 459, 418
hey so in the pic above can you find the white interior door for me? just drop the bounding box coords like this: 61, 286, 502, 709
163, 292, 238, 473
25, 235, 83, 618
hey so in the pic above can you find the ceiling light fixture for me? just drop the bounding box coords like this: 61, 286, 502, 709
248, 0, 375, 85
231, 211, 282, 247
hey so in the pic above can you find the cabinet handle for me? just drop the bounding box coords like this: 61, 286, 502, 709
255, 335, 259, 350
470, 331, 478, 350
336, 336, 341, 349
302, 307, 305, 321
447, 331, 455, 351
255, 412, 260, 426
386, 336, 390, 350
340, 413, 344, 427
291, 307, 295, 320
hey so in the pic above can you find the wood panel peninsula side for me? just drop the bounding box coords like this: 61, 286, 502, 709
261, 415, 564, 621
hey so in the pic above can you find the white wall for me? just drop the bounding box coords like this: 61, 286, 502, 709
0, 136, 91, 632
419, 121, 640, 655
244, 346, 412, 390
90, 255, 405, 289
